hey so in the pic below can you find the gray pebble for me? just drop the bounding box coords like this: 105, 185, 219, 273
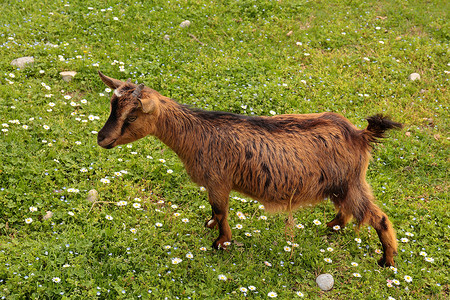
11, 56, 34, 68
180, 20, 191, 28
60, 71, 77, 82
43, 211, 53, 220
408, 73, 421, 81
87, 189, 99, 203
316, 273, 334, 291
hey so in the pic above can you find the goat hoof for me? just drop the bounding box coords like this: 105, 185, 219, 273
212, 237, 231, 250
378, 256, 394, 268
326, 220, 345, 230
205, 218, 217, 229
326, 221, 336, 228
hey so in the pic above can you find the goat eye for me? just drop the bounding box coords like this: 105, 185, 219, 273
127, 116, 137, 122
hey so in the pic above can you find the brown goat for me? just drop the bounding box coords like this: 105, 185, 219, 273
97, 71, 402, 267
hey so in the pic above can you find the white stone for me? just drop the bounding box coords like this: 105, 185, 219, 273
180, 20, 191, 28
408, 73, 421, 81
87, 189, 99, 203
45, 42, 58, 48
316, 273, 334, 291
163, 34, 170, 41
11, 56, 34, 68
60, 71, 77, 82
43, 211, 53, 220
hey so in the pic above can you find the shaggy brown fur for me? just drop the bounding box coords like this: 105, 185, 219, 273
97, 71, 402, 267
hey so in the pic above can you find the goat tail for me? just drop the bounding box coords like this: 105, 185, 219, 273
363, 114, 403, 144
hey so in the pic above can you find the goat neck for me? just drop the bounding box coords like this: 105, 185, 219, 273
152, 98, 201, 162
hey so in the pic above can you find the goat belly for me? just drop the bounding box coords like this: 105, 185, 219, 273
228, 133, 346, 212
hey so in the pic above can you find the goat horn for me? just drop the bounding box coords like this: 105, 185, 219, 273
132, 83, 145, 99
98, 71, 124, 89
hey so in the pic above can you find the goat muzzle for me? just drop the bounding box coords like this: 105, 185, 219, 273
97, 132, 117, 149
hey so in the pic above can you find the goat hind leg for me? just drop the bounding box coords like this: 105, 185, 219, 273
350, 184, 397, 267
363, 202, 398, 267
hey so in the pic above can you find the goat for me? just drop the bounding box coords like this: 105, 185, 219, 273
97, 71, 402, 267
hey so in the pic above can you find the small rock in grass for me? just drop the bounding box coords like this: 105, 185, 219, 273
11, 56, 34, 68
316, 273, 334, 291
423, 118, 434, 127
180, 20, 191, 28
163, 34, 170, 41
60, 71, 77, 82
87, 189, 99, 203
45, 42, 58, 48
408, 73, 421, 81
43, 211, 53, 220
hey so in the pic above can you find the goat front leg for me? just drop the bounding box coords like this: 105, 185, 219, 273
207, 189, 232, 249
326, 202, 353, 229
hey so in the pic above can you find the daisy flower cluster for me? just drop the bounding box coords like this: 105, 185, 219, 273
2, 118, 34, 134
100, 170, 128, 185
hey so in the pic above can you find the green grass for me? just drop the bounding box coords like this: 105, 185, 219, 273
0, 0, 448, 299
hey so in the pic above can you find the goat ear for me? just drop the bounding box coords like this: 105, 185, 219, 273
98, 71, 124, 89
139, 94, 158, 114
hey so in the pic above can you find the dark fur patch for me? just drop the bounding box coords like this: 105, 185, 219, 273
316, 135, 328, 147
319, 171, 325, 184
324, 181, 348, 201
211, 203, 223, 215
187, 107, 328, 133
366, 114, 403, 143
380, 216, 388, 231
330, 133, 341, 141
264, 176, 271, 190
196, 149, 203, 161
261, 163, 270, 174
120, 121, 130, 135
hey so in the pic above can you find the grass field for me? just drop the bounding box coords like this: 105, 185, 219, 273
0, 0, 449, 299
